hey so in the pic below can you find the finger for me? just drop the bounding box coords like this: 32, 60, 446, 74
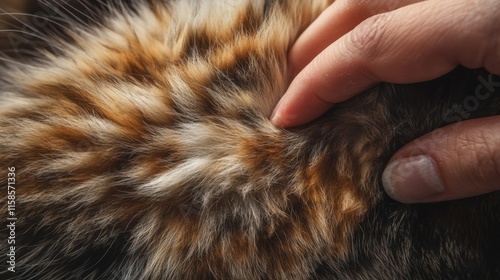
382, 115, 500, 203
273, 0, 500, 127
289, 0, 423, 78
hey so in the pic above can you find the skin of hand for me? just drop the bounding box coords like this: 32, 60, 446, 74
271, 0, 500, 203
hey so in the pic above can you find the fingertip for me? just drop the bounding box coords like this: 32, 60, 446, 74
269, 107, 288, 128
382, 116, 500, 203
270, 101, 301, 128
271, 85, 336, 128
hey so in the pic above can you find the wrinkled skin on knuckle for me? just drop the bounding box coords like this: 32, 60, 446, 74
346, 13, 391, 61
456, 129, 500, 192
479, 0, 500, 73
452, 0, 499, 70
485, 131, 500, 190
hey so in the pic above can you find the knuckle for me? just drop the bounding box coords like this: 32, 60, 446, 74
458, 130, 500, 190
463, 3, 494, 67
487, 137, 500, 187
479, 2, 500, 72
454, 0, 500, 70
346, 13, 391, 60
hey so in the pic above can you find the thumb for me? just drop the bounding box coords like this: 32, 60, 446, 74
382, 116, 500, 203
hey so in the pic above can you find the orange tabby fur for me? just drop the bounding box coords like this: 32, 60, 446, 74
1, 0, 499, 279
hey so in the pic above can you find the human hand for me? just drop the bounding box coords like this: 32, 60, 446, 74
271, 0, 500, 203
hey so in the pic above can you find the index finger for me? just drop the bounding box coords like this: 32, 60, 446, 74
289, 0, 422, 78
273, 0, 496, 127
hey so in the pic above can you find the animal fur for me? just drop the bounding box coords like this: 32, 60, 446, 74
0, 0, 499, 279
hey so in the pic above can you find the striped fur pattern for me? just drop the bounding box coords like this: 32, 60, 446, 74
1, 0, 500, 279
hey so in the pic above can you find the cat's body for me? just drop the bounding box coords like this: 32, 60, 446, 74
0, 0, 499, 279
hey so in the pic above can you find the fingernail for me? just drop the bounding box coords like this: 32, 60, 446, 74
270, 103, 282, 126
270, 101, 294, 128
382, 155, 444, 203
